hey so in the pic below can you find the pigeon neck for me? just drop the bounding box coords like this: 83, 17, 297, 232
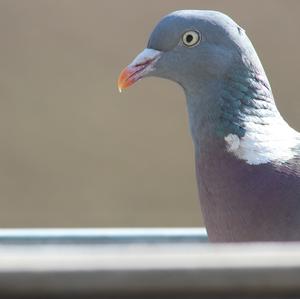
184, 66, 279, 152
184, 78, 223, 149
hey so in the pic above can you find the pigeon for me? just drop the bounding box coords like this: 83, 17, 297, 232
118, 10, 300, 242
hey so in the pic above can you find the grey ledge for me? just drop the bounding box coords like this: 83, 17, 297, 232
0, 228, 299, 299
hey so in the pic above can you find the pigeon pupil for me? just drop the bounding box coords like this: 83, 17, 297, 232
186, 34, 193, 43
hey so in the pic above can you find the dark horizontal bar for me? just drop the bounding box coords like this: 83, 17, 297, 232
0, 241, 300, 298
0, 228, 208, 244
0, 229, 300, 299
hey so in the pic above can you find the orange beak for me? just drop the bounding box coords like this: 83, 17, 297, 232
118, 48, 162, 92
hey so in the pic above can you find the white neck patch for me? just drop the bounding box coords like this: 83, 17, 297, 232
224, 115, 300, 165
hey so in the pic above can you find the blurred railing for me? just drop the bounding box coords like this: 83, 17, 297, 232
0, 228, 300, 298
0, 228, 208, 245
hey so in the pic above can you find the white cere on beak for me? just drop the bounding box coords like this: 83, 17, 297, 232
130, 48, 162, 67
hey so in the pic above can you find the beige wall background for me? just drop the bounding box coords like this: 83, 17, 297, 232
0, 0, 299, 227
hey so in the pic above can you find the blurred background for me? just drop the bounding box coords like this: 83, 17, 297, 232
0, 0, 299, 227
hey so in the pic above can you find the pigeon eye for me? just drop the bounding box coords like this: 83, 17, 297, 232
182, 30, 200, 47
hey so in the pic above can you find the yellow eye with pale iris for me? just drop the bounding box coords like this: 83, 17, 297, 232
182, 30, 201, 47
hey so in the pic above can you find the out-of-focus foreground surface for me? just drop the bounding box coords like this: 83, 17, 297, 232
0, 0, 299, 227
0, 229, 300, 299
